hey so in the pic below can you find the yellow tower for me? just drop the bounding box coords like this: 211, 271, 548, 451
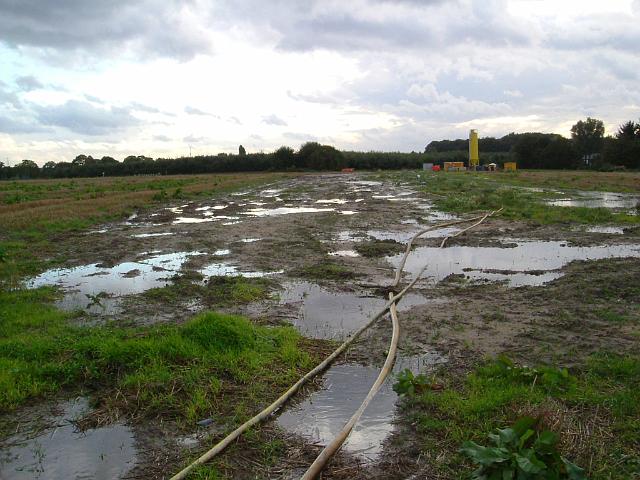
469, 129, 479, 169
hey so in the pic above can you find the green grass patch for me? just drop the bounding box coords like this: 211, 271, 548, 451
375, 171, 640, 226
355, 239, 405, 257
294, 262, 359, 281
143, 275, 271, 307
595, 309, 632, 323
0, 288, 314, 425
403, 354, 640, 479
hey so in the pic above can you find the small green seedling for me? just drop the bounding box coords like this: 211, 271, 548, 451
393, 368, 431, 396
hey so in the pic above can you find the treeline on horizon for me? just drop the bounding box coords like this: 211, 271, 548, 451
1, 117, 639, 180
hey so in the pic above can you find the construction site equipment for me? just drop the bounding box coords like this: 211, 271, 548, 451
443, 161, 465, 172
469, 129, 479, 168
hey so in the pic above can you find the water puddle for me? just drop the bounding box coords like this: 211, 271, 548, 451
260, 188, 283, 197
351, 180, 382, 187
277, 352, 446, 461
195, 205, 227, 211
547, 192, 639, 210
27, 252, 205, 311
131, 232, 175, 238
200, 263, 283, 278
242, 207, 334, 217
388, 240, 640, 287
368, 226, 460, 243
329, 250, 360, 257
172, 217, 215, 224
584, 226, 625, 234
278, 281, 431, 339
316, 199, 348, 204
336, 231, 367, 243
0, 398, 136, 479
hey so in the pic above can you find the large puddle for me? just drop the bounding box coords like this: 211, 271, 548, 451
199, 263, 283, 278
547, 191, 639, 211
279, 281, 432, 339
388, 240, 640, 287
0, 398, 136, 479
277, 352, 446, 461
26, 251, 204, 311
242, 206, 334, 217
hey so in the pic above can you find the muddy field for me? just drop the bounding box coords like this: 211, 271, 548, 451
2, 172, 639, 479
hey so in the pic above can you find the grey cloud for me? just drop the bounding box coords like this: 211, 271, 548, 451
84, 94, 104, 104
184, 135, 207, 143
0, 0, 212, 60
15, 75, 43, 91
283, 132, 319, 142
153, 134, 172, 142
36, 100, 139, 135
0, 81, 20, 107
185, 106, 219, 117
215, 0, 528, 53
130, 102, 164, 114
262, 114, 287, 126
545, 14, 640, 52
0, 115, 48, 134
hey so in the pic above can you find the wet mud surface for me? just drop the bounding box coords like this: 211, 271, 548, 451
7, 173, 640, 479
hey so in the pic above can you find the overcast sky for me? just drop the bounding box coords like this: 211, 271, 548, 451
1, 0, 639, 164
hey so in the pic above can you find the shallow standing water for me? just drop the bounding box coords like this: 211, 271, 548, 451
546, 191, 639, 211
277, 353, 446, 461
26, 251, 205, 311
278, 281, 432, 339
388, 240, 640, 287
0, 398, 136, 480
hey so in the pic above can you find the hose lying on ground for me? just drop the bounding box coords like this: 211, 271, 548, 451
298, 208, 501, 478
300, 292, 400, 480
169, 209, 501, 480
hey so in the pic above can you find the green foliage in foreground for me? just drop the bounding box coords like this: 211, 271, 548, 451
400, 355, 640, 479
0, 288, 313, 424
460, 416, 586, 479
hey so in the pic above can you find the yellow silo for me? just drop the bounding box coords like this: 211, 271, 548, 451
469, 129, 479, 168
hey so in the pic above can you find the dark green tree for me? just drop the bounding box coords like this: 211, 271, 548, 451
570, 117, 605, 156
238, 145, 246, 156
273, 146, 295, 170
616, 120, 638, 140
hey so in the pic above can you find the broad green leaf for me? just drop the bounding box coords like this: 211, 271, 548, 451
460, 441, 510, 466
534, 430, 558, 453
501, 468, 515, 480
512, 416, 537, 437
497, 427, 519, 447
515, 451, 546, 474
562, 458, 587, 480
